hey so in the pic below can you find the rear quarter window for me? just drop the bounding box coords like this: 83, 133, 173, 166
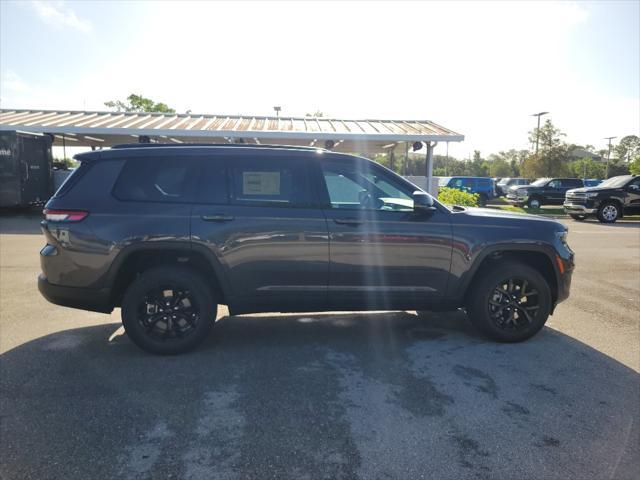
112, 157, 196, 203
52, 162, 91, 198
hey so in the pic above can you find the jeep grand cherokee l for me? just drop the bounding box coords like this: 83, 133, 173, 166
38, 144, 574, 354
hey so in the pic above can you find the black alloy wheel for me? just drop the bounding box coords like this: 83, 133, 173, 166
467, 262, 551, 342
487, 277, 540, 331
121, 266, 216, 354
138, 285, 200, 340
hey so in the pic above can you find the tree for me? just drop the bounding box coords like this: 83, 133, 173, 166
630, 157, 640, 175
104, 94, 175, 113
615, 135, 640, 163
528, 119, 565, 151
568, 157, 605, 179
305, 110, 324, 117
522, 120, 570, 178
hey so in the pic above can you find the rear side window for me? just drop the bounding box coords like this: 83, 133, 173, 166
113, 157, 196, 203
52, 162, 91, 198
229, 157, 311, 207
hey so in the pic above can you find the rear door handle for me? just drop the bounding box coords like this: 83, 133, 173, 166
333, 218, 363, 226
201, 214, 235, 222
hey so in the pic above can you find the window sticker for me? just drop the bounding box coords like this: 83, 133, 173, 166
243, 171, 280, 195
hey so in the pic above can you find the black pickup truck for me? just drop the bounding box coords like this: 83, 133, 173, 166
564, 175, 640, 223
506, 178, 583, 208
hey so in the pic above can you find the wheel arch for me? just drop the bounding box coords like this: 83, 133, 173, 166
459, 246, 559, 306
105, 242, 232, 308
600, 197, 625, 218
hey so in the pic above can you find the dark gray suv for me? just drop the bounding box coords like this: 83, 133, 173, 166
38, 144, 574, 354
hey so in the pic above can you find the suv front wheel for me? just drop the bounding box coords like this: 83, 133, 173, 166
467, 262, 551, 342
121, 266, 216, 354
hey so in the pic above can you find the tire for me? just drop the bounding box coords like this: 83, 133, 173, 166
467, 262, 552, 343
478, 194, 488, 207
121, 266, 216, 355
569, 214, 587, 221
526, 197, 541, 209
597, 202, 620, 223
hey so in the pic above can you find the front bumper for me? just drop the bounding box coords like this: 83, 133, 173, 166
506, 194, 527, 206
38, 274, 113, 313
563, 202, 597, 214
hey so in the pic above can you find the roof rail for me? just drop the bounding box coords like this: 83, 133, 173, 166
110, 142, 325, 151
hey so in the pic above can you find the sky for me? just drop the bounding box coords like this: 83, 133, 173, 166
1, 0, 638, 159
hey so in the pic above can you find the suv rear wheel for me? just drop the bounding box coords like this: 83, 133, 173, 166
467, 262, 551, 342
121, 266, 216, 354
597, 202, 620, 223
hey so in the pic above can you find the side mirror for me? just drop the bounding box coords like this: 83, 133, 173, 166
413, 191, 436, 212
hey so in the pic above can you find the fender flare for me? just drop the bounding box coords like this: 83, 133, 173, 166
452, 242, 561, 301
103, 241, 234, 302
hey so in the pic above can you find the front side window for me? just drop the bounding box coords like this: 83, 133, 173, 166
113, 157, 194, 203
230, 158, 310, 207
321, 160, 413, 211
196, 158, 228, 204
548, 180, 561, 189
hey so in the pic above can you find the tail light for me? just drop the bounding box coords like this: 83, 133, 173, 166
43, 209, 89, 222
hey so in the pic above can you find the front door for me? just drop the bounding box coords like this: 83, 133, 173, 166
191, 152, 329, 312
626, 177, 640, 213
317, 157, 453, 310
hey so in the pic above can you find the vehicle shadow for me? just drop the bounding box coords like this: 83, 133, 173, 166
1, 311, 638, 480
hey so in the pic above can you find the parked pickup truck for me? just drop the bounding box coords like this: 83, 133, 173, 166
506, 178, 583, 208
564, 175, 640, 223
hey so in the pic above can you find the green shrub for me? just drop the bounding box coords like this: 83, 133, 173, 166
438, 186, 479, 207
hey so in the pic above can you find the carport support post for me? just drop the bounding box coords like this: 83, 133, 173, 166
425, 141, 436, 195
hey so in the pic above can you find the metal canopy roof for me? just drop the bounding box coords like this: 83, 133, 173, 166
0, 108, 464, 153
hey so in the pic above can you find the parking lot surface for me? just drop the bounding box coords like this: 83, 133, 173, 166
1, 213, 638, 480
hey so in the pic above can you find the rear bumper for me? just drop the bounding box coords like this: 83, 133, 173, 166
563, 202, 597, 214
38, 274, 113, 313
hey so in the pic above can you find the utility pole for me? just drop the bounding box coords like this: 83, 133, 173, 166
604, 136, 616, 178
531, 112, 549, 156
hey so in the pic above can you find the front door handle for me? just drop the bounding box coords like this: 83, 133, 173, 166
201, 214, 235, 222
333, 218, 363, 226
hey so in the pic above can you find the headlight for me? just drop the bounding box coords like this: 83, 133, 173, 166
585, 192, 599, 198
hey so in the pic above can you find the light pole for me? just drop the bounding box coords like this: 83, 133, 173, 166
273, 106, 281, 118
531, 111, 549, 156
604, 136, 616, 178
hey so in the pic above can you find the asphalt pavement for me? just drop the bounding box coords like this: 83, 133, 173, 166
1, 213, 638, 480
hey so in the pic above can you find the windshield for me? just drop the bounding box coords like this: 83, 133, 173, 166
438, 177, 451, 186
497, 178, 511, 185
598, 175, 632, 188
530, 178, 550, 187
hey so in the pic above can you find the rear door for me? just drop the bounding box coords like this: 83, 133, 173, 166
318, 157, 453, 310
190, 151, 329, 311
